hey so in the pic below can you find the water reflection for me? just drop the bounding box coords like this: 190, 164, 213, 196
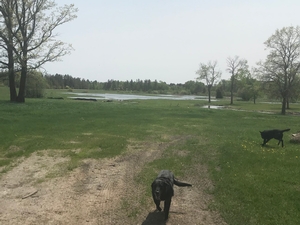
202, 105, 224, 109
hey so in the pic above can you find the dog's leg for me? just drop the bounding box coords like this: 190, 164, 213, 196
262, 139, 267, 146
263, 138, 272, 146
163, 198, 171, 220
154, 199, 162, 212
152, 193, 162, 212
277, 139, 284, 147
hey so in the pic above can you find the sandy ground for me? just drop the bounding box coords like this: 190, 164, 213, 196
0, 138, 227, 225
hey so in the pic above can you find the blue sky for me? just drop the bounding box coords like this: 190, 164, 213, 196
44, 0, 300, 84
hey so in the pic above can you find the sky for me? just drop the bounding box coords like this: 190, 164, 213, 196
43, 0, 300, 84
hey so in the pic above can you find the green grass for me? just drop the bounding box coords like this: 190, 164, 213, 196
1, 87, 300, 224
202, 111, 300, 225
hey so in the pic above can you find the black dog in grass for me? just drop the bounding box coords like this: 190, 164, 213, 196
260, 129, 290, 147
151, 170, 192, 220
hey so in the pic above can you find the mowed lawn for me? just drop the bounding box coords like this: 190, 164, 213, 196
1, 87, 300, 225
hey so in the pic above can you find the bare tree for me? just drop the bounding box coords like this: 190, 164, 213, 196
196, 61, 222, 103
226, 56, 248, 105
0, 0, 77, 102
258, 26, 300, 115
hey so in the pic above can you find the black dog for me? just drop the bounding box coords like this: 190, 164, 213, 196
260, 129, 290, 147
151, 170, 192, 220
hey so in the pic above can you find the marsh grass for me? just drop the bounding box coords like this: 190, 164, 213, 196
1, 87, 300, 224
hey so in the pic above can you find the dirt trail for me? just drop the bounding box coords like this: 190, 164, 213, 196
0, 139, 226, 225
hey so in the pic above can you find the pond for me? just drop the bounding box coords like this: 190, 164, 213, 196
64, 92, 279, 114
202, 105, 224, 109
65, 92, 217, 101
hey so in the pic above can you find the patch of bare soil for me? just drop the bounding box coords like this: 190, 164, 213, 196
0, 138, 226, 225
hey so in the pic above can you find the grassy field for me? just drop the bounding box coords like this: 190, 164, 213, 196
1, 87, 300, 224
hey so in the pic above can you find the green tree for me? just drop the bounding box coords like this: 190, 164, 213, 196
0, 0, 77, 102
237, 68, 261, 103
258, 26, 300, 114
196, 61, 222, 103
181, 80, 205, 95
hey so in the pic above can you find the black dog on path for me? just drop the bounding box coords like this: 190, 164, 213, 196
151, 170, 192, 220
259, 129, 290, 147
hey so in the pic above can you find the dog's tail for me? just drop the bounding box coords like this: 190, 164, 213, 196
174, 178, 192, 187
281, 128, 291, 132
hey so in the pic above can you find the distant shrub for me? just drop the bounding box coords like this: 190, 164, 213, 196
179, 90, 190, 95
216, 88, 223, 99
238, 87, 252, 101
25, 71, 47, 98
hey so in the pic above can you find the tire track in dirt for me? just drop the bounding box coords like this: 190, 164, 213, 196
0, 137, 226, 225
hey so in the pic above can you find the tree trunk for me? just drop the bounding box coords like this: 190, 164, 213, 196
6, 2, 17, 102
230, 75, 234, 105
17, 65, 27, 103
17, 24, 28, 103
281, 97, 286, 115
281, 73, 288, 114
8, 50, 17, 102
9, 69, 17, 102
208, 85, 211, 103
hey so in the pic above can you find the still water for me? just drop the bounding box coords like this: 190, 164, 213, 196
66, 92, 217, 101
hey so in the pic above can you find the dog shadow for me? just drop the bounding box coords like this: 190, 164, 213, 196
141, 211, 166, 225
261, 144, 277, 148
141, 210, 186, 225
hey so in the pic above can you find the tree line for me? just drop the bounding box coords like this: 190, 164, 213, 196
44, 73, 208, 95
0, 69, 263, 101
42, 73, 254, 99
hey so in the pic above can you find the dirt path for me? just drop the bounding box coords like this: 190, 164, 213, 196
0, 138, 226, 225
